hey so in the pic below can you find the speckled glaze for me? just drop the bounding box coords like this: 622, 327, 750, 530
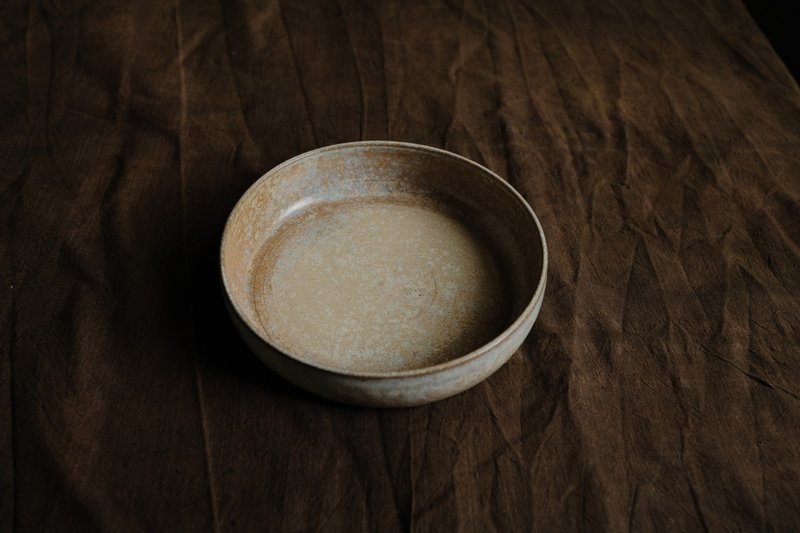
220, 141, 547, 407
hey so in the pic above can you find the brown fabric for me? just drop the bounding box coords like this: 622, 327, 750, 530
2, 0, 799, 530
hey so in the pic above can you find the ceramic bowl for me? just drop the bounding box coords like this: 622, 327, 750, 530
220, 141, 547, 407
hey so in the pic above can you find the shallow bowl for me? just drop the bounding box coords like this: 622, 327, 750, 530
221, 141, 547, 407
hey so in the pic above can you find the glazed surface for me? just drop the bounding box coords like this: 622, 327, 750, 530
251, 200, 511, 372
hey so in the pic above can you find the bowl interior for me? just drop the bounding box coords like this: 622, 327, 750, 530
221, 144, 544, 374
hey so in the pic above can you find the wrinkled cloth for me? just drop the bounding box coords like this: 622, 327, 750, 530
1, 0, 799, 530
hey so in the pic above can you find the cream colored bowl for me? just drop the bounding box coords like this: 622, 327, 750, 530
221, 141, 547, 407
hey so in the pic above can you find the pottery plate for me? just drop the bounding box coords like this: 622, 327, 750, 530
221, 142, 547, 407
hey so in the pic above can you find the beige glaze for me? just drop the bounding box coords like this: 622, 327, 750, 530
220, 141, 547, 407
253, 201, 510, 373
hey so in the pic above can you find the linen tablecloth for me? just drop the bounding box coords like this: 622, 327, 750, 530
1, 0, 799, 530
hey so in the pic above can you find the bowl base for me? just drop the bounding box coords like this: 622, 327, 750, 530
250, 198, 513, 373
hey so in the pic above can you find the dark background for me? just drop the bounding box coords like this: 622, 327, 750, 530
744, 0, 799, 80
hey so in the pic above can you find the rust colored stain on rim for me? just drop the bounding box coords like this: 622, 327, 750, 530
221, 141, 547, 407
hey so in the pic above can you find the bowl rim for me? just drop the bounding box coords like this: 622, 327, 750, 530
220, 140, 548, 380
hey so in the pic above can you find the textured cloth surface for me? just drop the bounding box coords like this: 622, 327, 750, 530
2, 0, 799, 530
